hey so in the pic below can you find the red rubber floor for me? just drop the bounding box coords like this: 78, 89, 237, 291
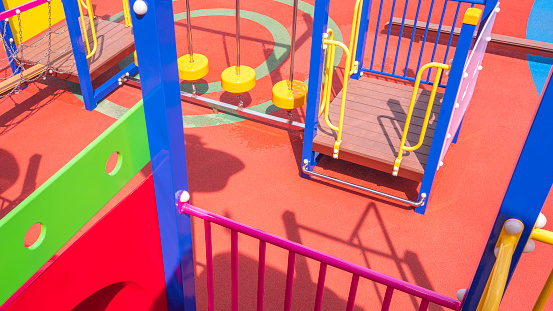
1, 0, 552, 309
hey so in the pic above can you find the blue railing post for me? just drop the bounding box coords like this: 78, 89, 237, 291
351, 0, 371, 80
415, 9, 479, 214
461, 68, 553, 310
60, 0, 96, 110
301, 0, 331, 176
131, 0, 196, 309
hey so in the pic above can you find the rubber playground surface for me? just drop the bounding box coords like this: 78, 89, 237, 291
1, 0, 553, 309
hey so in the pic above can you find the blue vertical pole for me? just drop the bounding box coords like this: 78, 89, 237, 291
351, 0, 371, 80
414, 10, 478, 214
131, 0, 196, 309
477, 0, 498, 36
0, 0, 20, 75
60, 0, 96, 110
461, 68, 553, 310
301, 0, 331, 175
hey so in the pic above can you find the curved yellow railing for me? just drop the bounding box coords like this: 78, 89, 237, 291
319, 29, 335, 118
392, 62, 450, 176
477, 219, 523, 311
77, 0, 97, 59
318, 30, 351, 159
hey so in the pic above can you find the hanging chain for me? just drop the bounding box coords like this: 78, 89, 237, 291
46, 0, 52, 77
15, 12, 24, 93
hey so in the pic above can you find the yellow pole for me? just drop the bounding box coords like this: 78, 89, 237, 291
533, 268, 553, 311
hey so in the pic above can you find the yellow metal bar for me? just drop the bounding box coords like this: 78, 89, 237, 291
533, 268, 553, 311
532, 228, 553, 245
392, 62, 450, 176
319, 38, 351, 158
122, 0, 132, 27
477, 219, 523, 311
320, 29, 334, 118
77, 0, 98, 59
348, 0, 362, 75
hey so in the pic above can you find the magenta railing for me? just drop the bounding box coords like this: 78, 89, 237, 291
179, 203, 462, 311
0, 0, 49, 21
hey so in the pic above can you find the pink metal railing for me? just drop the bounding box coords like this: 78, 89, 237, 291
0, 0, 48, 21
179, 202, 462, 311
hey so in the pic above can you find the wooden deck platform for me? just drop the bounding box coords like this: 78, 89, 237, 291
313, 76, 443, 182
17, 18, 134, 83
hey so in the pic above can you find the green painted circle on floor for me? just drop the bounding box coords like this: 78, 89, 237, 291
74, 0, 343, 128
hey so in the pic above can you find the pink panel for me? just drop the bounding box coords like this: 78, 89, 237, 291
2, 176, 168, 311
439, 4, 500, 165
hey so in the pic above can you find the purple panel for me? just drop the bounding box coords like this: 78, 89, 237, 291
439, 3, 499, 163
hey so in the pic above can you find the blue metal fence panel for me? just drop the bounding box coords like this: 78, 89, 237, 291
461, 67, 553, 310
358, 0, 484, 87
131, 0, 196, 309
415, 11, 477, 215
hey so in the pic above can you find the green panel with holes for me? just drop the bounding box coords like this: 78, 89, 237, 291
0, 101, 150, 305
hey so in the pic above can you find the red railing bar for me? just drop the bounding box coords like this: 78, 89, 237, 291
314, 262, 327, 311
257, 240, 266, 311
284, 251, 296, 311
231, 230, 238, 311
346, 274, 360, 311
204, 220, 215, 311
381, 286, 394, 311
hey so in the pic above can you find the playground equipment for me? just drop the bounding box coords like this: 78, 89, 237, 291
0, 0, 136, 110
271, 0, 308, 114
301, 0, 500, 214
220, 0, 256, 108
177, 0, 209, 96
1, 0, 553, 310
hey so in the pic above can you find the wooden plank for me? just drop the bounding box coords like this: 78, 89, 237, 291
0, 64, 45, 94
314, 76, 442, 181
386, 17, 553, 57
17, 18, 134, 82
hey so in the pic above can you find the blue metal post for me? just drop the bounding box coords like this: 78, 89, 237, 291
131, 0, 196, 309
351, 0, 371, 80
415, 11, 477, 214
60, 0, 96, 110
452, 118, 462, 144
0, 1, 20, 75
478, 0, 499, 36
461, 68, 553, 310
93, 62, 138, 102
300, 0, 331, 175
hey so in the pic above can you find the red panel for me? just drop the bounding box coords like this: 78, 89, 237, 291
2, 176, 168, 311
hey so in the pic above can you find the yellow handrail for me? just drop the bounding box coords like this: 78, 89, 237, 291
77, 0, 98, 59
318, 31, 351, 159
122, 0, 132, 27
319, 29, 335, 118
477, 219, 523, 311
531, 228, 553, 311
348, 0, 362, 76
392, 62, 450, 176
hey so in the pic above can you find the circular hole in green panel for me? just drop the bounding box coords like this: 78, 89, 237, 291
24, 223, 46, 250
106, 152, 122, 176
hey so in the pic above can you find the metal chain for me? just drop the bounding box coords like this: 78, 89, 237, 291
46, 0, 52, 77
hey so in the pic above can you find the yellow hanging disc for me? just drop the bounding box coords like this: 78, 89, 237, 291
178, 54, 209, 82
272, 80, 307, 110
221, 66, 256, 94
134, 51, 138, 66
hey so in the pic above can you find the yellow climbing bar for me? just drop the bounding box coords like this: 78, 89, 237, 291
531, 227, 553, 311
348, 0, 362, 76
318, 29, 352, 159
392, 62, 450, 176
477, 219, 523, 311
122, 0, 132, 27
77, 0, 97, 59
